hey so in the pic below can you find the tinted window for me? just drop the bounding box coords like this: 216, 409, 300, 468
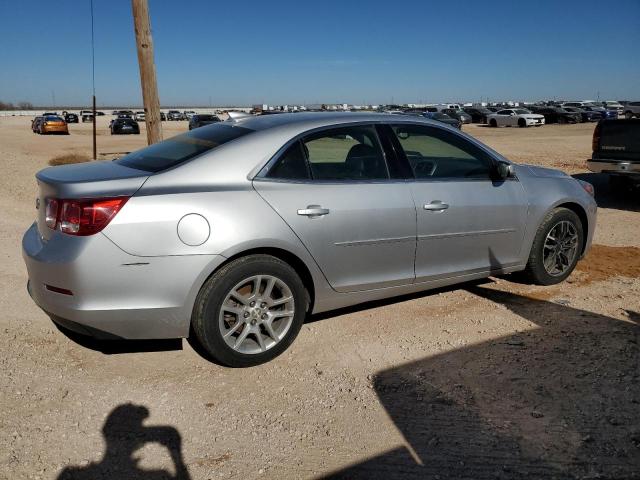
302, 126, 388, 180
267, 141, 310, 180
497, 110, 511, 115
116, 123, 253, 172
391, 124, 494, 180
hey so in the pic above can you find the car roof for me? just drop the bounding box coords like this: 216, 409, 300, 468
232, 111, 442, 133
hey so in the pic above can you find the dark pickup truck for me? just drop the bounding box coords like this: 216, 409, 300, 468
587, 119, 640, 187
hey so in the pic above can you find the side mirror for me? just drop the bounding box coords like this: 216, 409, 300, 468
495, 161, 514, 180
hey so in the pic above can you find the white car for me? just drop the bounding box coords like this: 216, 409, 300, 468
487, 108, 545, 128
134, 111, 146, 121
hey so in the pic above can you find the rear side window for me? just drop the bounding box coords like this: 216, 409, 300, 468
391, 124, 494, 180
116, 123, 253, 172
266, 141, 310, 180
303, 126, 388, 180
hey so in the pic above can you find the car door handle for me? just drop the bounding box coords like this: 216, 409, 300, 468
424, 201, 449, 211
297, 205, 330, 217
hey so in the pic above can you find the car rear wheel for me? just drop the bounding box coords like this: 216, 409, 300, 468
191, 255, 307, 367
625, 111, 634, 120
490, 119, 497, 128
518, 118, 526, 128
522, 208, 583, 285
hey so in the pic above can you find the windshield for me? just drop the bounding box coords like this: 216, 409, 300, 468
116, 123, 254, 173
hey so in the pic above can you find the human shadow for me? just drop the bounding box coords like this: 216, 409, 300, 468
573, 172, 640, 212
57, 404, 191, 480
321, 285, 640, 479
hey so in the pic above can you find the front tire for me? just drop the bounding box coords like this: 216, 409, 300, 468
490, 119, 497, 128
625, 111, 634, 120
518, 118, 526, 128
522, 208, 583, 285
192, 255, 307, 367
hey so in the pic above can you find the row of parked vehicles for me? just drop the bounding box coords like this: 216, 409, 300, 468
393, 100, 636, 129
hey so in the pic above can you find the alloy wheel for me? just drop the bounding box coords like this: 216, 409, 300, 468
542, 220, 579, 276
218, 275, 295, 354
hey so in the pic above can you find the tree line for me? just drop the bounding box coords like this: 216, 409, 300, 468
0, 101, 34, 110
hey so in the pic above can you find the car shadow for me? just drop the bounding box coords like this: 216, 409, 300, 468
320, 285, 640, 479
57, 403, 191, 479
573, 172, 640, 212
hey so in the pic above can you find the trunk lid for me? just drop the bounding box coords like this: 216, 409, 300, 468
595, 119, 640, 162
35, 160, 150, 240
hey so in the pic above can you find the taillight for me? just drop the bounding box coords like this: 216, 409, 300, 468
592, 122, 601, 152
44, 197, 128, 236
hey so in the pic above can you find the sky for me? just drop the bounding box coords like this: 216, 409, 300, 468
0, 0, 639, 107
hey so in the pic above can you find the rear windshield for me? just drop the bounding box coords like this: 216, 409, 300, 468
116, 123, 254, 172
196, 115, 218, 121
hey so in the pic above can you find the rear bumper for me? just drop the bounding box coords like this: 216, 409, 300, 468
587, 159, 640, 175
22, 222, 225, 339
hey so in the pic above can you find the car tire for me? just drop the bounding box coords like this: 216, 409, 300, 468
518, 118, 526, 128
522, 207, 583, 286
490, 119, 497, 128
191, 254, 308, 367
625, 111, 634, 120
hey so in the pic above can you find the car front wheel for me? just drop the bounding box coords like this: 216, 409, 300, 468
192, 255, 307, 367
490, 119, 497, 127
522, 208, 583, 285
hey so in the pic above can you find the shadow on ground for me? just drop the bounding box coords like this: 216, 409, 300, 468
573, 172, 640, 212
321, 285, 640, 479
57, 403, 191, 480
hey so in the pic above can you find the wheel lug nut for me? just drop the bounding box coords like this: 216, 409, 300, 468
261, 314, 267, 320
260, 302, 267, 308
243, 312, 249, 318
250, 301, 256, 307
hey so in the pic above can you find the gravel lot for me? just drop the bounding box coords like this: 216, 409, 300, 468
1, 117, 638, 480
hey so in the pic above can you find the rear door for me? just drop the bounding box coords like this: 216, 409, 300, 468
253, 124, 417, 293
386, 123, 528, 281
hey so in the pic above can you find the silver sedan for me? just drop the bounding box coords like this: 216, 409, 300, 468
23, 112, 597, 367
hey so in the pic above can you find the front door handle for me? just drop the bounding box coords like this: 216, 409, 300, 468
424, 201, 449, 211
297, 205, 330, 217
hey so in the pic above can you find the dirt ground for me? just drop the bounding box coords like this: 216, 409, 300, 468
0, 117, 638, 480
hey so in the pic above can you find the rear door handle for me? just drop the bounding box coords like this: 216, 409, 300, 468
297, 205, 330, 217
424, 201, 449, 211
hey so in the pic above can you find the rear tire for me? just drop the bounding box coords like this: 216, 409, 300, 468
191, 255, 307, 367
522, 208, 583, 285
490, 119, 497, 128
625, 111, 634, 120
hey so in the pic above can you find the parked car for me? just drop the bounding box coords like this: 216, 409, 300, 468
587, 119, 640, 189
579, 105, 617, 119
561, 107, 602, 123
487, 109, 545, 127
167, 110, 184, 121
441, 108, 472, 124
64, 113, 79, 124
622, 101, 640, 119
420, 112, 461, 129
109, 118, 140, 135
82, 114, 94, 123
23, 112, 596, 367
31, 116, 44, 133
485, 106, 501, 112
530, 107, 580, 124
184, 110, 197, 120
42, 112, 58, 116
602, 101, 624, 115
160, 112, 166, 121
188, 114, 220, 130
134, 111, 146, 121
463, 107, 493, 123
36, 115, 69, 134
117, 114, 133, 120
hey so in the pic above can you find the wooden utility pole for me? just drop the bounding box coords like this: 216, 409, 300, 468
131, 0, 162, 144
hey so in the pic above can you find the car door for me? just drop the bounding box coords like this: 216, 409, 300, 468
253, 124, 417, 293
497, 109, 516, 126
386, 123, 528, 282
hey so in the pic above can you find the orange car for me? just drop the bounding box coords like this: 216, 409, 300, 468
38, 115, 69, 134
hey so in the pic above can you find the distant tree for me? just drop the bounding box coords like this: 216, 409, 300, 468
0, 101, 15, 110
17, 101, 33, 110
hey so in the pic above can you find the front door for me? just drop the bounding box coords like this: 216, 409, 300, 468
254, 124, 417, 292
387, 123, 528, 281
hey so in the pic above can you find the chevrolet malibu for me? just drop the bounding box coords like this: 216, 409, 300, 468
23, 113, 597, 367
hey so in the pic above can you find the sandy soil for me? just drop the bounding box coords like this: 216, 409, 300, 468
0, 117, 638, 480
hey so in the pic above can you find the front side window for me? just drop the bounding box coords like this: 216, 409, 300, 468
302, 126, 389, 180
391, 124, 494, 180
